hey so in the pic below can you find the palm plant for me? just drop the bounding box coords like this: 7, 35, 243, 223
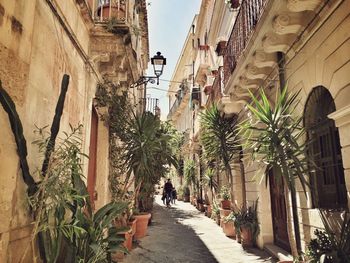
184, 159, 196, 188
122, 112, 177, 211
239, 86, 310, 256
202, 167, 218, 202
200, 104, 240, 204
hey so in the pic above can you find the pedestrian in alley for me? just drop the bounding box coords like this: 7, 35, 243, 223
171, 187, 177, 205
163, 179, 173, 207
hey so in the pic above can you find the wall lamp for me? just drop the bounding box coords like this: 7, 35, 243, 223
131, 52, 166, 88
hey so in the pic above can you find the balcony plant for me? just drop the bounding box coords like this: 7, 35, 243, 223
239, 86, 310, 256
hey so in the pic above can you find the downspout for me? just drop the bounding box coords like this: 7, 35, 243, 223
277, 51, 302, 254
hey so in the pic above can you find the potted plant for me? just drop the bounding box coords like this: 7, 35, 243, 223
183, 186, 190, 202
234, 201, 259, 248
220, 186, 231, 209
222, 212, 236, 237
211, 201, 221, 225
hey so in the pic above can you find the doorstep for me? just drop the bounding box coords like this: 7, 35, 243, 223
264, 244, 293, 262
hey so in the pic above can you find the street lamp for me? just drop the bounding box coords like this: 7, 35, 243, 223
131, 51, 166, 87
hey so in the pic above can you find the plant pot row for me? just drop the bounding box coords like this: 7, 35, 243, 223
112, 213, 152, 261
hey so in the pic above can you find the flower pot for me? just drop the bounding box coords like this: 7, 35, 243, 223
118, 230, 133, 251
222, 221, 236, 237
184, 195, 190, 202
240, 225, 253, 247
205, 205, 212, 217
198, 203, 205, 212
221, 200, 231, 209
134, 213, 151, 240
128, 218, 137, 236
219, 208, 231, 218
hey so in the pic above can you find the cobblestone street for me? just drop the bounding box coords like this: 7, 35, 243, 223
124, 196, 276, 263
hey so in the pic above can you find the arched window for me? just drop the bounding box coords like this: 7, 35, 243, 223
304, 86, 347, 209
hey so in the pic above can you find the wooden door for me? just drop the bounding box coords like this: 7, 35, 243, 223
269, 169, 291, 252
87, 107, 98, 210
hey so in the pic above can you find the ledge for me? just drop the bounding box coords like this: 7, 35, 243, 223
328, 104, 350, 127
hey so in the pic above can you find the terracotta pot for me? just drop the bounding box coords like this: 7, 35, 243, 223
219, 208, 231, 218
240, 225, 253, 247
221, 200, 231, 209
222, 221, 236, 237
198, 203, 205, 212
128, 218, 137, 236
134, 213, 151, 240
184, 195, 190, 202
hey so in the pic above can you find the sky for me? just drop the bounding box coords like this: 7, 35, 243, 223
145, 0, 201, 119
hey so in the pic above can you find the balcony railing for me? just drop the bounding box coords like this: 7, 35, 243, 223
140, 97, 160, 116
207, 68, 223, 105
88, 0, 127, 23
224, 0, 268, 84
167, 81, 189, 120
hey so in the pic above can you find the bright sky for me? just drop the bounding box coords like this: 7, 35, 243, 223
145, 0, 201, 120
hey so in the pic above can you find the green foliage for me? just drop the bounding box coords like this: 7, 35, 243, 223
239, 86, 310, 192
184, 159, 196, 186
306, 212, 350, 262
234, 200, 259, 242
30, 125, 128, 263
122, 112, 178, 211
224, 211, 236, 223
202, 168, 218, 191
200, 104, 239, 170
211, 200, 220, 217
220, 185, 230, 200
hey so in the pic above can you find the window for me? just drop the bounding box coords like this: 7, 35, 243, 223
304, 86, 347, 209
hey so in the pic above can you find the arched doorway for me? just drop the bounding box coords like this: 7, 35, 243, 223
304, 86, 347, 209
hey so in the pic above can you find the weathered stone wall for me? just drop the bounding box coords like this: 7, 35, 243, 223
0, 0, 102, 261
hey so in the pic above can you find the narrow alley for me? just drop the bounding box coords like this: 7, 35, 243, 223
124, 196, 276, 263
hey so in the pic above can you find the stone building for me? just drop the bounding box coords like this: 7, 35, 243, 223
0, 0, 149, 261
169, 0, 350, 259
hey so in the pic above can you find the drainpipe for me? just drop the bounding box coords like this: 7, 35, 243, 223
277, 51, 302, 254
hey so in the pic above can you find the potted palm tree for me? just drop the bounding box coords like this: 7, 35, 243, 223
239, 86, 310, 256
200, 104, 244, 209
122, 112, 178, 240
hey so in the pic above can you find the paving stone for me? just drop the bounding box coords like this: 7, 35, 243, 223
123, 196, 277, 263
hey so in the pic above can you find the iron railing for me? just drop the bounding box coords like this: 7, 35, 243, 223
224, 0, 268, 84
140, 97, 160, 116
87, 0, 127, 23
167, 81, 189, 119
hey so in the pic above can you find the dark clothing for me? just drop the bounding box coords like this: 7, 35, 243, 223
164, 182, 173, 194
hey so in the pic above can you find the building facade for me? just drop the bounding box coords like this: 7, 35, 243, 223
169, 0, 350, 258
0, 0, 149, 261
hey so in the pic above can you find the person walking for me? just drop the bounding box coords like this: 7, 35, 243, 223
163, 179, 173, 207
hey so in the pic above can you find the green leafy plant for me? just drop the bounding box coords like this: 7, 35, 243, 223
233, 200, 259, 242
306, 212, 350, 262
29, 125, 128, 263
200, 104, 240, 203
184, 159, 196, 187
239, 86, 310, 256
122, 112, 177, 212
224, 211, 236, 223
220, 185, 230, 201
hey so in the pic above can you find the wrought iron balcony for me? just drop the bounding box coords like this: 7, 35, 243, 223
167, 81, 190, 120
224, 0, 268, 84
140, 97, 160, 116
88, 0, 127, 23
